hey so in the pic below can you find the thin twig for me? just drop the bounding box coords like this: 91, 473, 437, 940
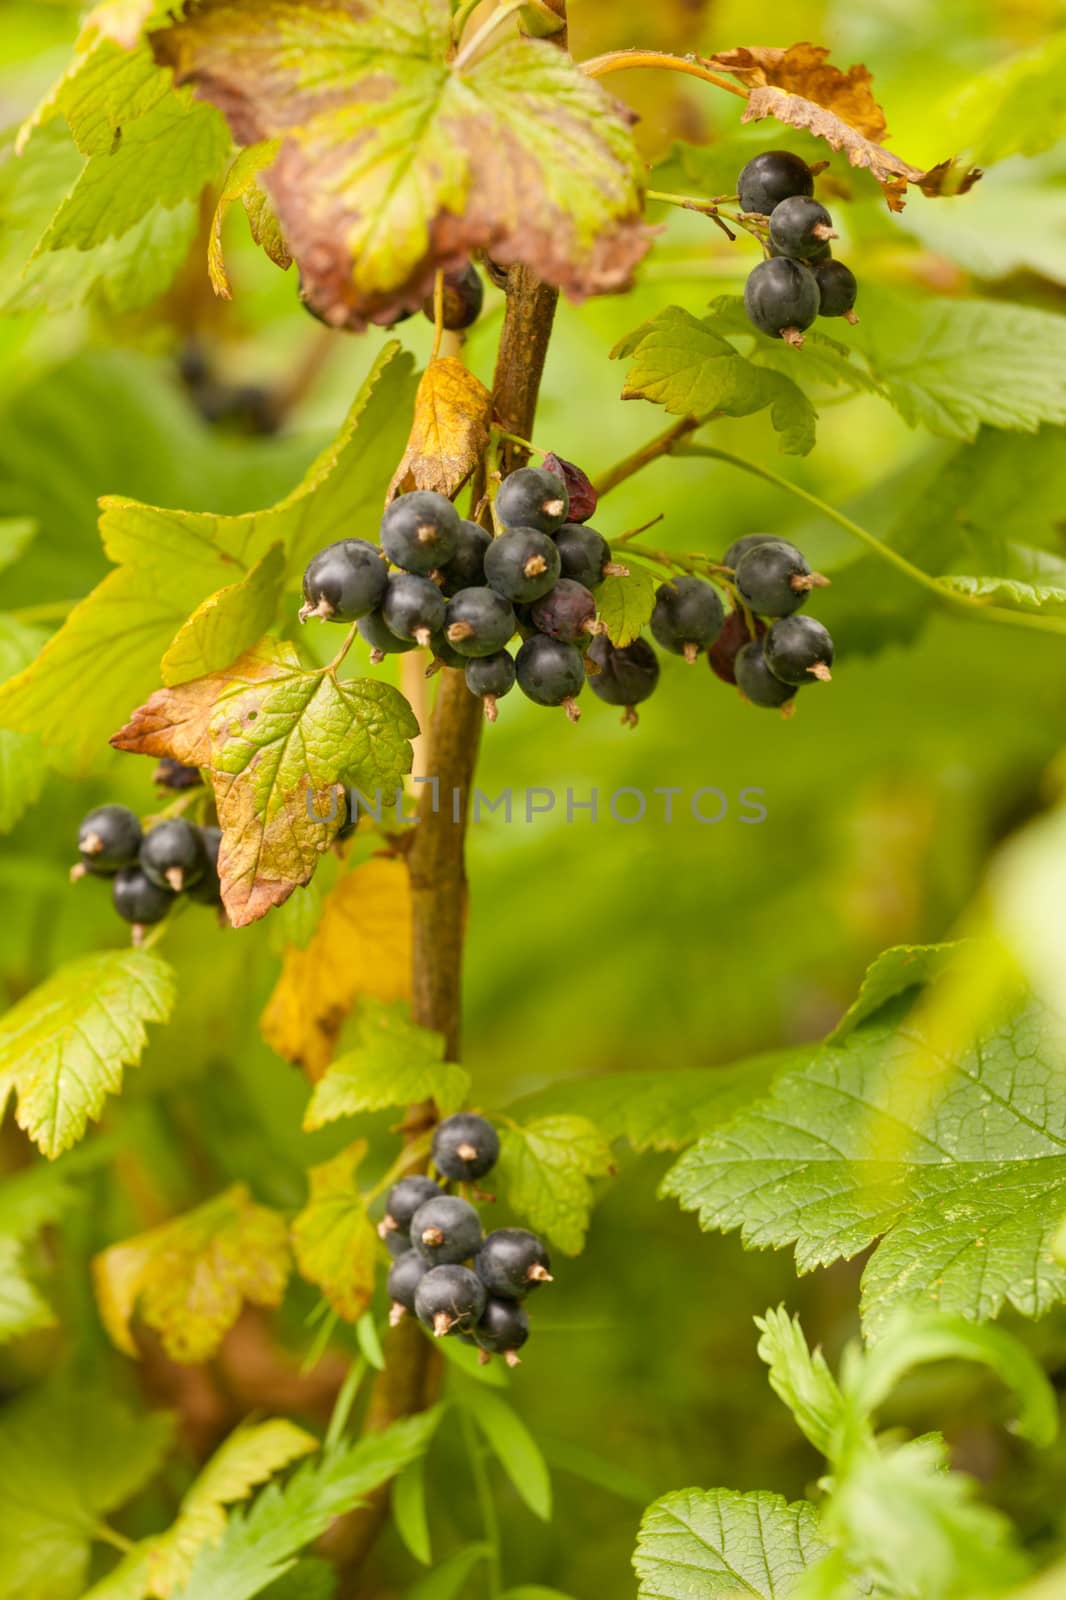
580, 49, 749, 100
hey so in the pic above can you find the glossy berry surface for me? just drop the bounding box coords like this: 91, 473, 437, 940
432, 1113, 500, 1181
530, 579, 599, 643
410, 1194, 484, 1266
495, 466, 569, 534
77, 805, 142, 875
358, 610, 417, 659
814, 259, 858, 319
554, 523, 615, 589
542, 454, 598, 524
440, 519, 491, 595
707, 610, 766, 686
650, 577, 725, 660
112, 866, 175, 928
414, 1264, 486, 1337
465, 651, 516, 721
474, 1297, 530, 1360
723, 534, 786, 571
422, 263, 483, 331
765, 615, 834, 684
515, 635, 585, 716
381, 573, 447, 647
299, 539, 387, 622
140, 818, 206, 893
387, 1250, 430, 1319
385, 1175, 443, 1232
187, 827, 223, 907
587, 635, 660, 718
380, 491, 460, 574
738, 149, 814, 216
484, 527, 561, 603
475, 1228, 552, 1300
444, 587, 516, 658
735, 641, 798, 708
768, 196, 838, 261
744, 258, 820, 342
734, 539, 816, 617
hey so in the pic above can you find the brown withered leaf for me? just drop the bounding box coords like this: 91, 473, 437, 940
261, 856, 411, 1079
388, 359, 492, 501
111, 641, 416, 928
707, 43, 981, 211
151, 0, 648, 329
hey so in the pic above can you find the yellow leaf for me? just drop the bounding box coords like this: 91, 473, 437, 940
291, 1143, 378, 1323
389, 359, 493, 500
261, 857, 412, 1079
208, 140, 286, 298
93, 1184, 291, 1363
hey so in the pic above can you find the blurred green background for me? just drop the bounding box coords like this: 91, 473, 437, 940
1, 0, 1065, 1595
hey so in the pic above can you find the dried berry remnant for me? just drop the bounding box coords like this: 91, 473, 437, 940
515, 635, 585, 721
708, 610, 766, 686
475, 1229, 553, 1300
140, 818, 207, 894
530, 579, 602, 643
381, 491, 461, 575
465, 650, 517, 722
387, 1249, 431, 1325
768, 195, 838, 260
814, 259, 858, 321
432, 1113, 500, 1182
76, 805, 142, 878
300, 539, 388, 623
440, 519, 492, 595
765, 615, 834, 684
411, 1194, 484, 1266
444, 587, 517, 658
484, 527, 561, 604
496, 466, 570, 535
422, 264, 484, 331
414, 1264, 486, 1338
382, 1175, 443, 1236
358, 609, 418, 663
735, 640, 799, 709
734, 539, 828, 617
112, 865, 175, 933
587, 635, 660, 726
650, 577, 725, 662
553, 522, 624, 589
381, 573, 448, 648
738, 149, 814, 215
474, 1297, 530, 1365
744, 257, 820, 346
543, 453, 599, 524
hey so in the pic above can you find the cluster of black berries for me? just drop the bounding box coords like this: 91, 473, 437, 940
382, 1114, 551, 1367
71, 804, 221, 939
738, 151, 858, 347
709, 534, 834, 711
300, 460, 631, 725
301, 263, 484, 334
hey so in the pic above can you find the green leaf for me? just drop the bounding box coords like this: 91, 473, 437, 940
944, 33, 1066, 164
304, 1003, 470, 1131
0, 1381, 172, 1600
0, 616, 47, 834
356, 1311, 386, 1372
634, 1488, 826, 1599
406, 1545, 492, 1600
539, 1435, 653, 1505
209, 140, 288, 295
160, 542, 288, 687
827, 942, 966, 1042
465, 1390, 552, 1522
0, 1237, 55, 1344
938, 574, 1066, 615
291, 1144, 378, 1324
81, 1544, 153, 1600
435, 1333, 510, 1387
597, 566, 656, 647
703, 296, 879, 396
612, 306, 818, 455
392, 1457, 432, 1565
6, 199, 201, 317
18, 21, 173, 156
501, 1590, 580, 1600
755, 1307, 851, 1459
663, 983, 1066, 1339
178, 1411, 441, 1600
153, 1, 646, 327
0, 951, 175, 1159
497, 1115, 614, 1255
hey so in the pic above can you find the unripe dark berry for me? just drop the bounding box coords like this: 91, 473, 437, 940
76, 805, 142, 877
385, 1226, 413, 1259
113, 866, 175, 931
440, 519, 492, 595
383, 1175, 443, 1235
387, 1249, 431, 1326
734, 539, 827, 617
475, 1229, 552, 1300
444, 587, 516, 658
474, 1298, 530, 1366
432, 1113, 500, 1181
187, 827, 223, 908
140, 818, 206, 894
153, 759, 203, 793
358, 609, 418, 663
410, 1194, 483, 1266
765, 615, 834, 684
814, 259, 858, 322
707, 610, 766, 686
299, 539, 388, 623
587, 635, 660, 726
650, 577, 725, 661
738, 150, 814, 216
422, 264, 484, 331
465, 650, 516, 722
744, 258, 820, 346
735, 640, 798, 709
553, 523, 626, 590
515, 635, 584, 721
496, 467, 569, 534
415, 1264, 486, 1338
542, 454, 598, 524
768, 195, 838, 261
380, 491, 460, 575
381, 573, 447, 648
484, 527, 561, 604
530, 579, 601, 644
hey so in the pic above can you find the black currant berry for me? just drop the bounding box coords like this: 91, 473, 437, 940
765, 615, 834, 684
112, 866, 175, 931
587, 635, 660, 727
650, 577, 725, 662
432, 1113, 500, 1181
530, 579, 602, 644
768, 196, 838, 261
484, 527, 561, 604
440, 519, 492, 596
410, 1194, 484, 1266
744, 258, 820, 346
414, 1264, 486, 1338
722, 534, 787, 571
814, 260, 858, 323
299, 539, 388, 623
707, 610, 765, 686
474, 1298, 530, 1366
734, 539, 828, 617
514, 635, 584, 721
496, 467, 569, 535
738, 150, 814, 216
153, 759, 203, 792
542, 454, 598, 524
380, 491, 461, 575
475, 1229, 552, 1300
735, 640, 798, 709
358, 610, 418, 663
444, 587, 516, 658
187, 827, 223, 907
427, 632, 468, 672
386, 1226, 412, 1259
387, 1249, 431, 1326
553, 523, 626, 590
771, 237, 832, 265
422, 264, 484, 331
75, 805, 142, 878
383, 1175, 443, 1235
465, 651, 516, 722
381, 573, 447, 648
140, 818, 206, 893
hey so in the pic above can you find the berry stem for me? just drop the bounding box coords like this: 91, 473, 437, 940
594, 413, 714, 497
430, 269, 446, 361
580, 49, 750, 101
492, 427, 547, 458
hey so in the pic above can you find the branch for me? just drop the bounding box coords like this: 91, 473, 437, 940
594, 414, 710, 497
580, 49, 748, 101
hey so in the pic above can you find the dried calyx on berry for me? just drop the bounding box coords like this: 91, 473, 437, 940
300, 539, 388, 623
140, 817, 207, 894
475, 1229, 552, 1300
414, 1264, 486, 1338
484, 527, 562, 604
